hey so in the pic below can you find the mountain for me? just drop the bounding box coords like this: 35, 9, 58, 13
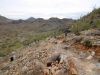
25, 17, 35, 22
0, 15, 12, 24
37, 17, 73, 31
0, 15, 73, 31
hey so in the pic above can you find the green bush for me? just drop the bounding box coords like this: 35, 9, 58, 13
1, 44, 6, 49
94, 19, 100, 28
0, 51, 4, 57
70, 20, 91, 35
8, 43, 15, 47
15, 42, 23, 48
84, 40, 92, 47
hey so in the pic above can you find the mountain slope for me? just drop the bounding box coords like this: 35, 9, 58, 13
0, 15, 73, 56
0, 15, 12, 24
71, 7, 100, 35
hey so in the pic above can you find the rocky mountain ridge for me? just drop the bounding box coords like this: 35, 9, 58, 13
0, 15, 73, 31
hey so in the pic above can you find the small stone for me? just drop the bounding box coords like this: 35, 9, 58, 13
27, 70, 33, 75
91, 51, 95, 56
15, 72, 19, 75
86, 55, 93, 59
11, 52, 16, 55
22, 66, 29, 72
70, 68, 77, 75
78, 51, 87, 58
60, 54, 67, 64
35, 62, 44, 70
43, 69, 49, 75
66, 44, 70, 48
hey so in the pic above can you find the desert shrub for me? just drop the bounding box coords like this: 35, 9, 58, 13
23, 40, 30, 46
15, 42, 23, 48
83, 40, 92, 47
0, 51, 5, 57
1, 44, 6, 49
94, 19, 100, 28
22, 37, 34, 46
56, 30, 63, 35
70, 20, 91, 35
0, 48, 12, 57
8, 43, 15, 47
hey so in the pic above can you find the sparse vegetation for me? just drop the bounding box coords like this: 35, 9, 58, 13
83, 40, 92, 47
70, 7, 100, 35
0, 29, 63, 56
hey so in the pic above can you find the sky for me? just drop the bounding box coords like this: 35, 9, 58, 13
0, 0, 100, 20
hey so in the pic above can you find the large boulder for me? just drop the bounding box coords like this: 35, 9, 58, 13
49, 52, 60, 63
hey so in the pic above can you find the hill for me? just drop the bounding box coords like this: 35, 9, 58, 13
0, 15, 12, 24
0, 16, 73, 56
71, 7, 100, 35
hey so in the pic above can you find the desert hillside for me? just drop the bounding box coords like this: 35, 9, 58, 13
0, 8, 100, 75
0, 16, 73, 56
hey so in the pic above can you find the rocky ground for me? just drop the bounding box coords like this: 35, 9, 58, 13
0, 28, 100, 75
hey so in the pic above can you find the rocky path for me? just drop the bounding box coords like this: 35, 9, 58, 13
0, 35, 100, 75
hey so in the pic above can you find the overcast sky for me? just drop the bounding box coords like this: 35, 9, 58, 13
0, 0, 100, 20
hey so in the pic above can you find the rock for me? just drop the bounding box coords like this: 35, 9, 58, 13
91, 51, 95, 56
43, 69, 49, 75
51, 65, 57, 75
15, 72, 19, 75
55, 70, 60, 75
86, 55, 93, 60
55, 69, 65, 75
81, 36, 90, 44
59, 54, 67, 64
23, 58, 30, 64
0, 57, 4, 62
22, 66, 29, 73
27, 70, 34, 75
90, 36, 94, 39
35, 62, 44, 70
1, 63, 10, 70
73, 36, 83, 43
97, 63, 100, 70
49, 52, 60, 63
64, 44, 70, 49
11, 51, 16, 55
5, 70, 9, 75
70, 68, 78, 75
78, 51, 87, 58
